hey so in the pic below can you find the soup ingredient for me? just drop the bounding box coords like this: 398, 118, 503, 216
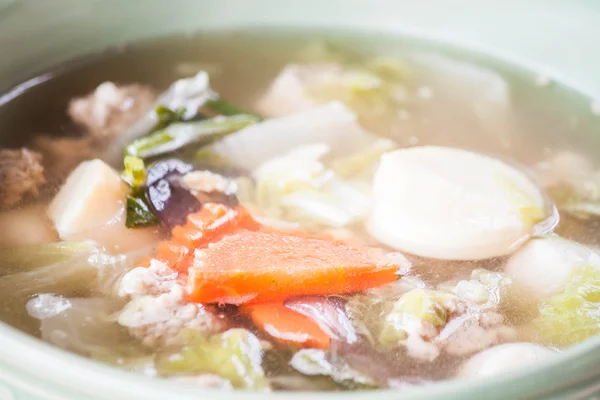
0, 241, 147, 300
363, 276, 425, 300
122, 155, 147, 191
193, 149, 240, 176
211, 102, 377, 171
0, 240, 98, 275
28, 295, 147, 359
189, 229, 401, 304
104, 72, 213, 164
284, 296, 358, 344
256, 64, 325, 117
143, 160, 238, 229
155, 328, 268, 390
69, 82, 157, 139
350, 288, 451, 361
118, 259, 225, 347
0, 241, 103, 298
0, 148, 46, 210
290, 349, 377, 388
153, 105, 190, 131
438, 269, 511, 309
246, 144, 372, 229
347, 284, 517, 361
440, 311, 518, 357
533, 265, 600, 347
242, 303, 331, 348
144, 159, 200, 228
181, 170, 236, 197
124, 114, 260, 159
256, 57, 409, 125
378, 289, 449, 347
330, 138, 396, 180
126, 196, 160, 228
258, 53, 516, 152
34, 82, 157, 181
368, 146, 546, 260
408, 54, 515, 152
48, 159, 160, 252
94, 248, 157, 298
457, 342, 553, 379
504, 236, 600, 302
0, 205, 58, 248
535, 150, 600, 219
122, 156, 159, 228
150, 204, 259, 272
204, 97, 260, 118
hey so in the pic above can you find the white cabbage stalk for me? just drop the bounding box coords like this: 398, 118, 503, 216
0, 240, 151, 300
290, 349, 376, 387
255, 56, 411, 121
28, 295, 141, 358
104, 72, 212, 165
256, 63, 388, 118
211, 102, 377, 171
242, 144, 372, 229
368, 146, 547, 260
438, 269, 511, 308
331, 138, 397, 180
255, 64, 329, 117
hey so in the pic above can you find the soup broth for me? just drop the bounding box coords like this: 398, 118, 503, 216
0, 29, 598, 392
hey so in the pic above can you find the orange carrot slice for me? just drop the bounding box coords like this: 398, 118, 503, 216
241, 303, 331, 349
150, 204, 260, 270
187, 230, 399, 304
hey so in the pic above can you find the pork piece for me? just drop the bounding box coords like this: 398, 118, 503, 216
68, 82, 157, 139
441, 311, 518, 356
31, 82, 157, 181
118, 260, 225, 348
401, 296, 517, 361
0, 148, 46, 210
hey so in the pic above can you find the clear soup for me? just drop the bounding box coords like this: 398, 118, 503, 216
0, 29, 599, 392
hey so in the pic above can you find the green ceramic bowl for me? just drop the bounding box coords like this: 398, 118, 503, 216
1, 1, 600, 399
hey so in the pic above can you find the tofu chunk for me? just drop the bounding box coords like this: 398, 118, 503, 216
458, 342, 553, 379
504, 236, 600, 302
48, 159, 159, 252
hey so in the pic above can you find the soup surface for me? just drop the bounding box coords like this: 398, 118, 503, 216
0, 29, 599, 392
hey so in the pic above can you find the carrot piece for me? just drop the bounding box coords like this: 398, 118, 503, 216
241, 303, 330, 349
148, 204, 260, 271
187, 230, 399, 304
